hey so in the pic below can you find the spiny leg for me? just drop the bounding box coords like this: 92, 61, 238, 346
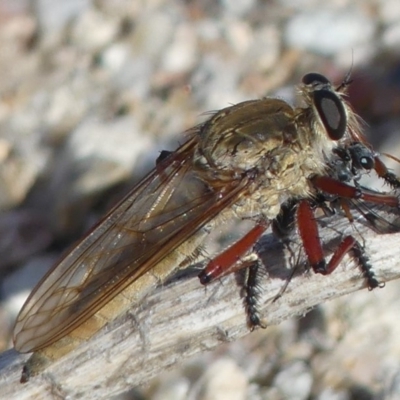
198, 222, 269, 329
241, 254, 267, 329
330, 235, 382, 289
312, 176, 400, 208
296, 199, 382, 289
373, 154, 400, 188
198, 221, 269, 284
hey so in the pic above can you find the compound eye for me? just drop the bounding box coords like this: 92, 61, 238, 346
313, 89, 347, 140
349, 143, 375, 170
359, 156, 374, 170
302, 73, 330, 86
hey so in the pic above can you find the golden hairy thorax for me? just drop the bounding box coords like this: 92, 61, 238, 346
194, 98, 336, 220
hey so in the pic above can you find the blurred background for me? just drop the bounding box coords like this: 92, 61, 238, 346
1, 0, 400, 399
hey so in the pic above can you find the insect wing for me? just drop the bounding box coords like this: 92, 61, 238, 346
348, 188, 400, 234
14, 136, 247, 353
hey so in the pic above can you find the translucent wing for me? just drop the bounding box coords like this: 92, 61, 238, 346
348, 189, 400, 234
14, 135, 249, 352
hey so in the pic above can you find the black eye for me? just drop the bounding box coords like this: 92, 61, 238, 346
348, 143, 375, 170
359, 156, 374, 170
302, 73, 330, 86
313, 89, 347, 140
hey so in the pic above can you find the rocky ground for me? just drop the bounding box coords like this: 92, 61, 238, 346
1, 0, 400, 399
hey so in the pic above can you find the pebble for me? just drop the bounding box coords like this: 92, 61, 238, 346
0, 2, 399, 400
284, 9, 376, 56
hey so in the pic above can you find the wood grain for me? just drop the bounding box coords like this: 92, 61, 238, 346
0, 214, 400, 399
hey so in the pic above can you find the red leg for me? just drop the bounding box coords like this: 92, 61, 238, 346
297, 200, 381, 289
312, 176, 399, 207
374, 155, 400, 188
198, 221, 269, 284
339, 198, 354, 223
323, 235, 380, 289
297, 200, 325, 271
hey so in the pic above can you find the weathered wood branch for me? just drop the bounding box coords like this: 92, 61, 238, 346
1, 215, 400, 399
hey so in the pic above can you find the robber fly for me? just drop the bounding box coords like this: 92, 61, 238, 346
267, 141, 400, 307
273, 141, 400, 241
328, 143, 400, 234
13, 73, 400, 382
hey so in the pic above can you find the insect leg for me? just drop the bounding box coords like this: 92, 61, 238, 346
296, 200, 325, 272
272, 199, 297, 242
312, 176, 400, 207
198, 221, 269, 284
198, 222, 269, 329
297, 200, 381, 289
325, 235, 382, 289
373, 155, 400, 188
243, 256, 267, 329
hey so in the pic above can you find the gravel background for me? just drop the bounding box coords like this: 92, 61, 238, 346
1, 1, 400, 399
